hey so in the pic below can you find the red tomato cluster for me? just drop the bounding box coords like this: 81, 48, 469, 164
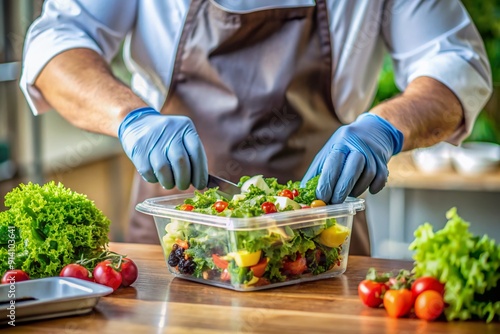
61, 255, 138, 291
358, 269, 445, 321
1, 253, 138, 293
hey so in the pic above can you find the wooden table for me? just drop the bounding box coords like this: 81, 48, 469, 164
6, 243, 500, 333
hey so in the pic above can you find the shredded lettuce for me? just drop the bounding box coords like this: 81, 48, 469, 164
409, 207, 500, 322
180, 175, 321, 218
0, 182, 110, 278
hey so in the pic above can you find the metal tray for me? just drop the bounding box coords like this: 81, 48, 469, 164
0, 277, 113, 325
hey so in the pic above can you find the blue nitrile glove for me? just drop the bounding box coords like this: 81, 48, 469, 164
118, 107, 208, 190
301, 113, 404, 204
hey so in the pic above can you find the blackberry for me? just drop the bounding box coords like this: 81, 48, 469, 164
178, 258, 196, 275
167, 251, 180, 267
174, 247, 184, 259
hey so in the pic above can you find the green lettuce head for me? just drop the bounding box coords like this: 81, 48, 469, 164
0, 181, 110, 278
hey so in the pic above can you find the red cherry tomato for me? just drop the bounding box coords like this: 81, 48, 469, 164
213, 200, 229, 213
358, 280, 388, 308
411, 276, 445, 301
383, 289, 413, 318
291, 189, 299, 198
261, 202, 277, 214
120, 258, 139, 287
414, 290, 445, 321
212, 254, 229, 269
179, 204, 195, 211
93, 260, 122, 291
60, 264, 92, 281
282, 254, 307, 276
278, 189, 293, 200
1, 270, 30, 284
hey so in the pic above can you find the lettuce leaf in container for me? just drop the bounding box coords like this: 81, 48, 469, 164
0, 181, 110, 278
409, 207, 500, 322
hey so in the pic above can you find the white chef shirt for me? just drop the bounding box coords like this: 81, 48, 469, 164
20, 0, 492, 144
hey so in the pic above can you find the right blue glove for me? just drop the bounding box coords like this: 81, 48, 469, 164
301, 113, 404, 204
118, 107, 208, 190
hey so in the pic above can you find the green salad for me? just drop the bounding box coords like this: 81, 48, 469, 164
161, 175, 352, 289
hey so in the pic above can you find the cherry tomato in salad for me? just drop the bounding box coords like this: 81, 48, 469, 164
414, 290, 445, 321
278, 189, 293, 200
282, 254, 307, 276
1, 269, 30, 284
291, 189, 299, 198
310, 200, 326, 208
383, 289, 413, 318
358, 280, 388, 308
213, 200, 229, 213
93, 260, 122, 291
411, 276, 445, 301
212, 254, 229, 269
60, 264, 92, 281
220, 269, 231, 281
179, 204, 195, 211
120, 258, 139, 287
261, 201, 277, 214
250, 258, 268, 277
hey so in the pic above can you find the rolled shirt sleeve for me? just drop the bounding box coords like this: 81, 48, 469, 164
19, 0, 137, 115
382, 0, 493, 144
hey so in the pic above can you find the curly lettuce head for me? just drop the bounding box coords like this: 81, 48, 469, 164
0, 181, 110, 278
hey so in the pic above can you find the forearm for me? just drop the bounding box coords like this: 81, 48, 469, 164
370, 76, 463, 151
34, 48, 147, 137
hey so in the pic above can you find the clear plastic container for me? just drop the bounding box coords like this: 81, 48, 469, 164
136, 194, 365, 291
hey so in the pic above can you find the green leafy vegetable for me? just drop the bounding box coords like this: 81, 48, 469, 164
0, 182, 110, 278
409, 207, 500, 322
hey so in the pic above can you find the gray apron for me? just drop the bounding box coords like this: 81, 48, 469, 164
126, 0, 371, 256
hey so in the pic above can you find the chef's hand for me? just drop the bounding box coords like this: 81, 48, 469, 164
118, 107, 208, 190
301, 113, 404, 204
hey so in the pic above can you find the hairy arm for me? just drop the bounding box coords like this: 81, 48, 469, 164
34, 48, 148, 137
370, 76, 463, 151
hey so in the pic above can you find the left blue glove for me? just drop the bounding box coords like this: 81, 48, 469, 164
301, 113, 404, 204
118, 107, 208, 191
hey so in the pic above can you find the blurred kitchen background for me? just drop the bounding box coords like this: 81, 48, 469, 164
1, 0, 499, 258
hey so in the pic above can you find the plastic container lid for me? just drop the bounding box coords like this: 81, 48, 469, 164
136, 194, 365, 230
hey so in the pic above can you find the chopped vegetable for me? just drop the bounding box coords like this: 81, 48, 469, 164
409, 207, 500, 322
0, 182, 110, 279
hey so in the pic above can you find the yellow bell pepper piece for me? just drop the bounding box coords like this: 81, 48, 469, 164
245, 276, 260, 286
317, 224, 350, 248
228, 250, 262, 267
